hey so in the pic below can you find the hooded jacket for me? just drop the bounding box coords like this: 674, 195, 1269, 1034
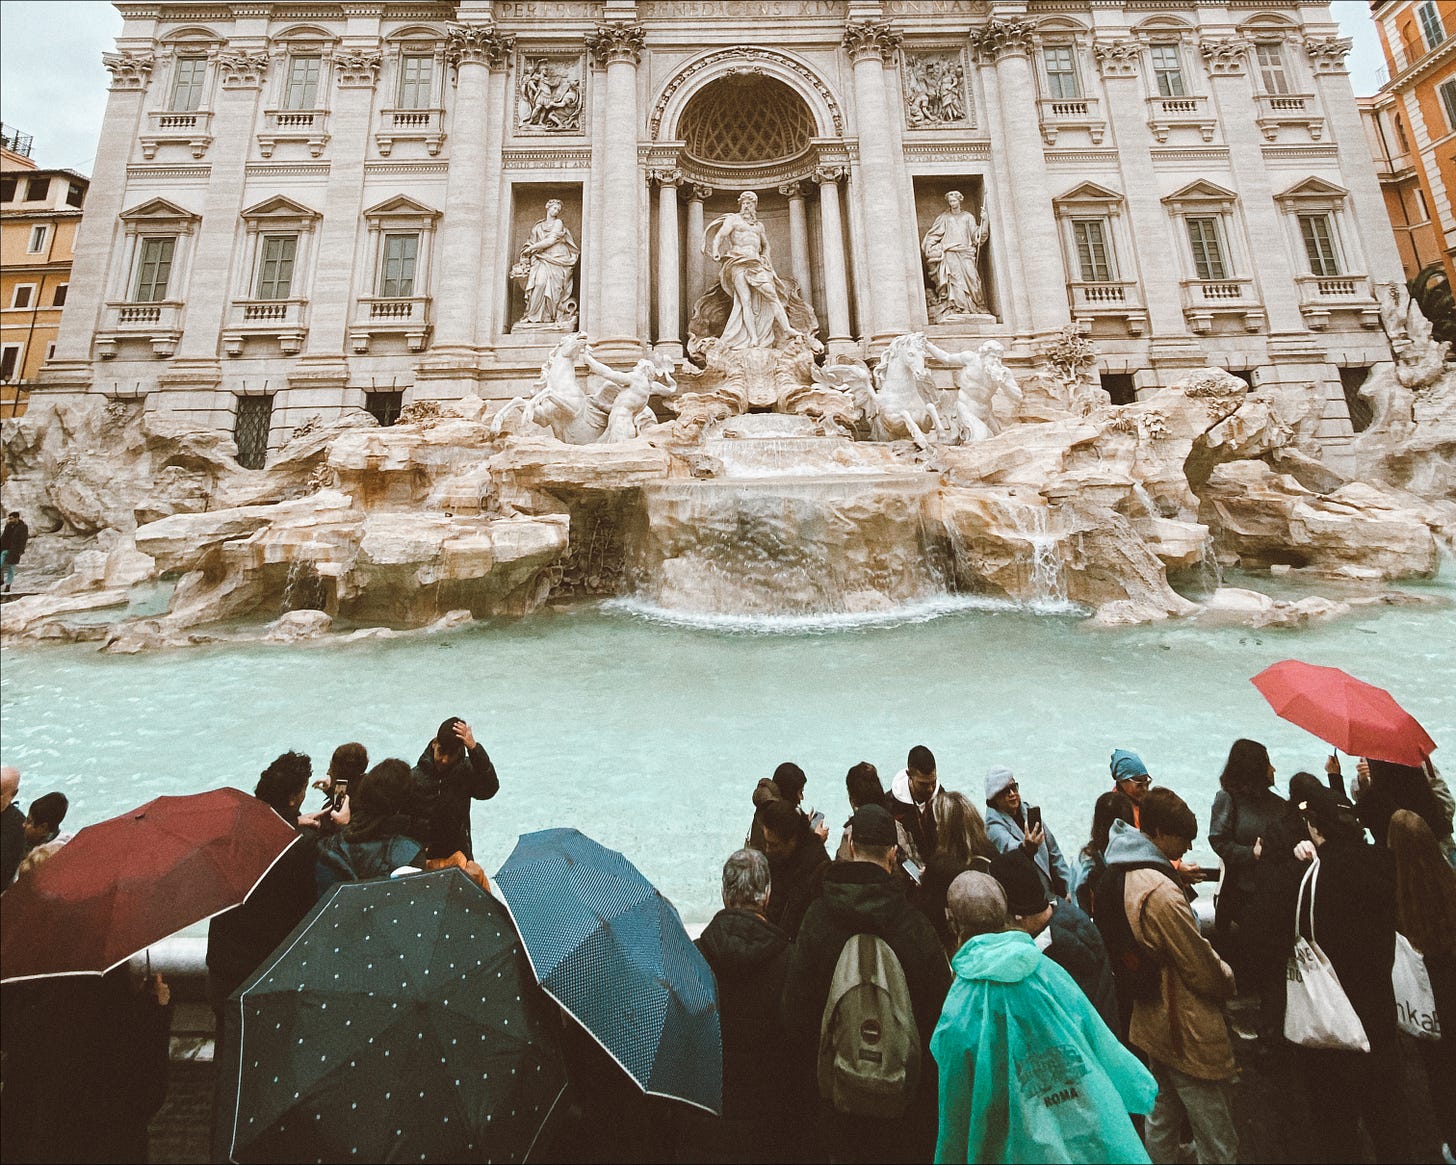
1103, 820, 1235, 1080
695, 908, 793, 1121
315, 823, 424, 897
984, 804, 1073, 900
931, 930, 1156, 1164
890, 768, 948, 866
782, 861, 951, 1104
764, 832, 830, 940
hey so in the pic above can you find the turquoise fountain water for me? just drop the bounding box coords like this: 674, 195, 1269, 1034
3, 574, 1453, 924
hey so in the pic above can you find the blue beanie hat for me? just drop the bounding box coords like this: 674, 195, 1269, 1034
1110, 749, 1148, 784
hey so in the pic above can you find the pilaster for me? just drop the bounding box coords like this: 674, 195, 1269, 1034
650, 168, 683, 358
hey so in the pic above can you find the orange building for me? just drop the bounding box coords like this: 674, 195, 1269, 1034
1, 125, 89, 417
1366, 1, 1456, 281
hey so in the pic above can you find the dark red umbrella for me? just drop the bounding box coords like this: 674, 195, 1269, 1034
1, 787, 299, 983
1251, 659, 1437, 768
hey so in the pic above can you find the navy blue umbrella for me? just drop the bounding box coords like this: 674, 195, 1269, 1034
218, 868, 566, 1164
494, 828, 722, 1115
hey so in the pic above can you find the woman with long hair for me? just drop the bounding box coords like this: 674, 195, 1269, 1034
1208, 738, 1287, 1038
1071, 789, 1135, 915
1389, 809, 1456, 1162
933, 789, 997, 870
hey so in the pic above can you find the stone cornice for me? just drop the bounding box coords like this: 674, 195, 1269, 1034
102, 50, 155, 90
900, 140, 989, 160
843, 21, 901, 65
585, 22, 646, 68
501, 146, 593, 169
445, 23, 515, 69
1199, 37, 1250, 76
969, 18, 1036, 63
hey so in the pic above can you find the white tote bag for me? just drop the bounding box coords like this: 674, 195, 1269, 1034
1393, 932, 1441, 1041
1284, 859, 1371, 1052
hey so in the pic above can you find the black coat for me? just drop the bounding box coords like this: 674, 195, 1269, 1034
782, 861, 951, 1154
1209, 786, 1288, 898
0, 803, 25, 887
0, 518, 27, 559
408, 742, 499, 861
206, 817, 319, 1005
695, 908, 793, 1121
1303, 837, 1398, 1048
1046, 898, 1121, 1034
765, 834, 829, 941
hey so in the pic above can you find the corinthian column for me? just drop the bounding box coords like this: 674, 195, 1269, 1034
685, 184, 710, 312
814, 165, 852, 347
433, 23, 514, 357
650, 168, 683, 357
970, 19, 1069, 334
843, 21, 913, 342
779, 181, 813, 300
585, 21, 646, 358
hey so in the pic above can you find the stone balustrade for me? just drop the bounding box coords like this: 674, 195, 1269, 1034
350, 296, 432, 353
258, 109, 330, 158
374, 107, 446, 156
99, 300, 184, 357
1179, 279, 1264, 333
140, 109, 213, 158
1143, 93, 1216, 142
223, 299, 309, 356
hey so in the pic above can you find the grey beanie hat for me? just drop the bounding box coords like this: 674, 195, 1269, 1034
985, 766, 1016, 802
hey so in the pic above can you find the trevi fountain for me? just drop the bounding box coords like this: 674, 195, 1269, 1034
3, 196, 1454, 920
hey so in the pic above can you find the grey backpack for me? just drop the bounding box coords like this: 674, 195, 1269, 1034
817, 932, 921, 1119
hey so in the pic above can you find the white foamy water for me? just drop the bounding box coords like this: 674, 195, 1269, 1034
3, 573, 1454, 924
602, 592, 1035, 634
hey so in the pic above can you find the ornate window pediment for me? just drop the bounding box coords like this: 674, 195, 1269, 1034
1162, 180, 1237, 214
363, 194, 440, 228
1054, 181, 1125, 212
119, 197, 201, 233
1273, 176, 1348, 205
239, 195, 321, 233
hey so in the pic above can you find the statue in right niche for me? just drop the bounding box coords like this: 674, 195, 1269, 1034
511, 198, 580, 331
921, 190, 991, 321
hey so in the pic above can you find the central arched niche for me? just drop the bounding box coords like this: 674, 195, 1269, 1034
677, 74, 815, 172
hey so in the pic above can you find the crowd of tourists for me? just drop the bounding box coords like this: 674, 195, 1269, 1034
1, 725, 1454, 1164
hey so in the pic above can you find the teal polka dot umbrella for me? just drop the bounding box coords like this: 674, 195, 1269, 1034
217, 868, 565, 1164
494, 828, 723, 1115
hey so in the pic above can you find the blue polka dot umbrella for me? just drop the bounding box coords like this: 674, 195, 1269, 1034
493, 828, 722, 1115
217, 868, 566, 1164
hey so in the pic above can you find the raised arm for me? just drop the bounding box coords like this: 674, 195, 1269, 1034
582, 350, 629, 387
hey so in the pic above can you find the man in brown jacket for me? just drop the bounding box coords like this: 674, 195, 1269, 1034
1097, 788, 1237, 1164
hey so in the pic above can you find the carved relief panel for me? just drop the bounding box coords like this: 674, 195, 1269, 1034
516, 53, 586, 134
902, 50, 973, 129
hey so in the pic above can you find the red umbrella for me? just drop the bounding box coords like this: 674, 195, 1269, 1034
1251, 659, 1437, 768
1, 787, 299, 983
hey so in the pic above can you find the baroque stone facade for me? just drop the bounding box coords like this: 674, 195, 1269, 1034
43, 0, 1402, 467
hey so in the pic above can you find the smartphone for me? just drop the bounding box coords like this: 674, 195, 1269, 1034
332, 779, 349, 811
807, 810, 825, 832
1026, 805, 1043, 834
901, 858, 924, 885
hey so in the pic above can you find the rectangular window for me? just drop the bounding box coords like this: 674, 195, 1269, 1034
1043, 46, 1080, 100
27, 225, 47, 253
170, 57, 207, 112
254, 235, 298, 300
366, 390, 405, 427
0, 345, 22, 381
52, 284, 68, 307
1185, 217, 1228, 281
1071, 219, 1115, 282
379, 233, 418, 298
45, 342, 56, 361
133, 236, 177, 302
1151, 45, 1186, 97
24, 177, 48, 202
0, 175, 17, 202
398, 53, 433, 109
1415, 186, 1431, 222
1255, 44, 1290, 95
284, 55, 321, 109
1299, 214, 1341, 277
1440, 78, 1456, 130
10, 285, 34, 309
66, 182, 84, 208
234, 395, 274, 469
1418, 1, 1446, 49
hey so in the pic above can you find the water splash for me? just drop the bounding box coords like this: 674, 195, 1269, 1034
601, 593, 1026, 635
1007, 505, 1071, 613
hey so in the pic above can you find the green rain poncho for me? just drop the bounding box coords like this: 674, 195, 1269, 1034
931, 930, 1157, 1164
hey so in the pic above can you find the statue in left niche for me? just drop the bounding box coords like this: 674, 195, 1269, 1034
490, 333, 677, 444
510, 199, 580, 332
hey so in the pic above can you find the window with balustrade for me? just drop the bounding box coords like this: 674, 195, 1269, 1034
1298, 214, 1341, 278
1071, 219, 1115, 282
169, 56, 208, 112
398, 53, 434, 109
1253, 43, 1291, 95
133, 237, 177, 302
379, 234, 419, 299
255, 235, 298, 300
1150, 44, 1186, 98
1043, 45, 1081, 100
1184, 218, 1228, 281
283, 55, 322, 110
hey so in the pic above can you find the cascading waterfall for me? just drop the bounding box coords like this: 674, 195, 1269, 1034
281, 559, 329, 613
1007, 504, 1071, 612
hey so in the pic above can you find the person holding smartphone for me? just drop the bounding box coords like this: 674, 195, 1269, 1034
983, 766, 1073, 902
